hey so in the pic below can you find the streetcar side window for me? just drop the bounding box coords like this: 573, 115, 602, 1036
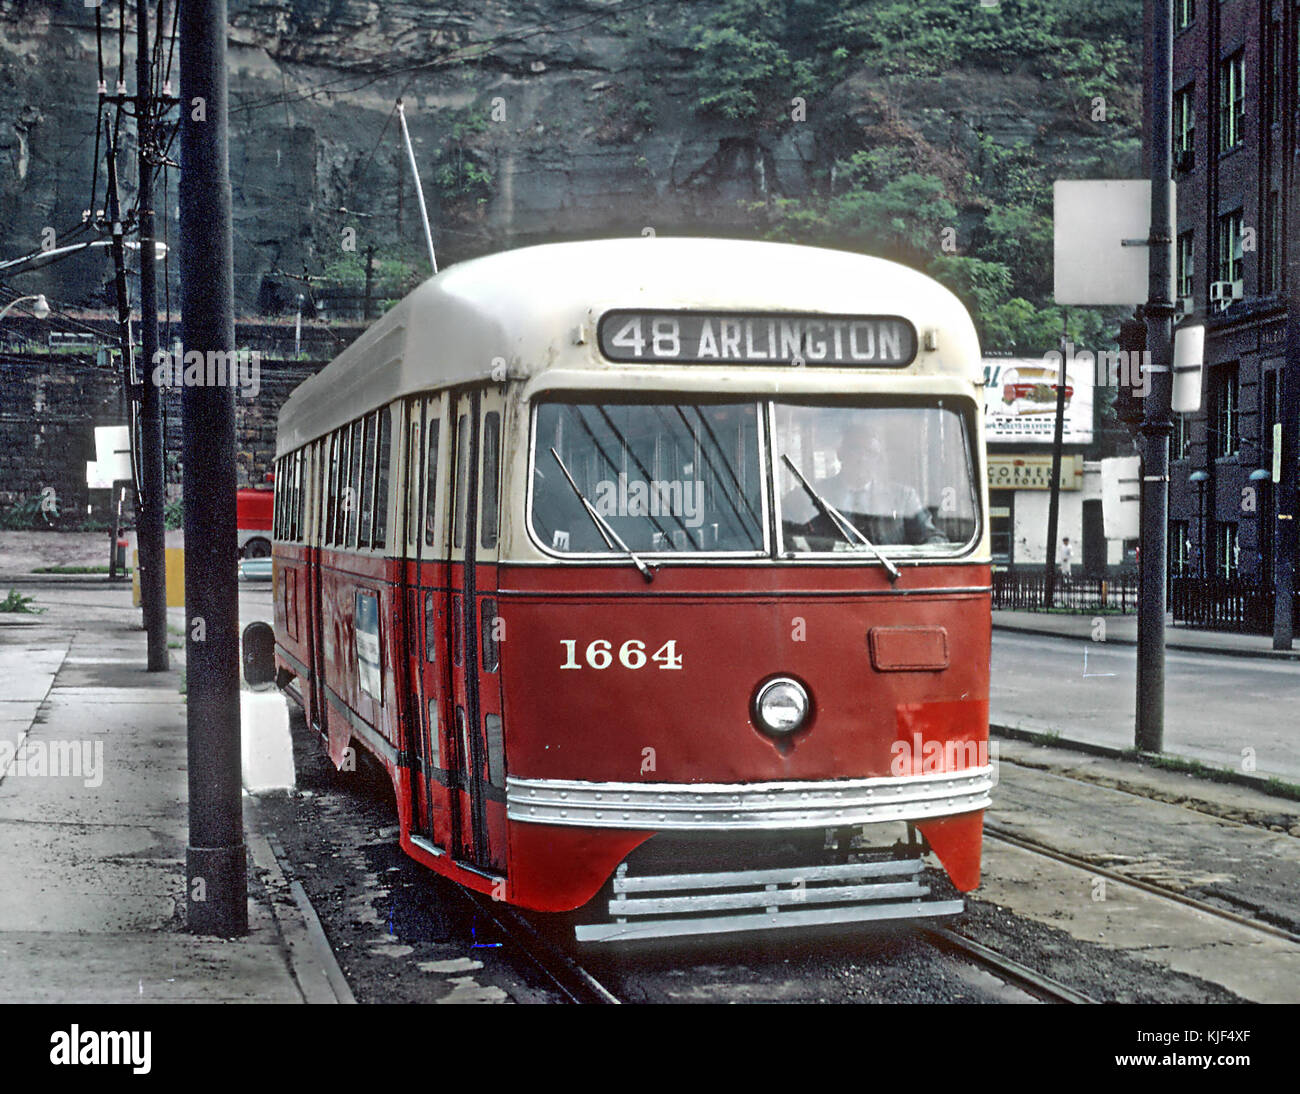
273, 459, 282, 539
453, 413, 470, 550
424, 417, 440, 548
406, 415, 421, 549
347, 418, 363, 547
480, 411, 501, 550
291, 449, 302, 542
375, 407, 392, 550
326, 431, 340, 547
334, 425, 351, 545
359, 412, 376, 549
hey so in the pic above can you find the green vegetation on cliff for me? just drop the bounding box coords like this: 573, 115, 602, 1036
691, 0, 1139, 353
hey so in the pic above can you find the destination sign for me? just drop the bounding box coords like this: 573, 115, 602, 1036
597, 310, 917, 367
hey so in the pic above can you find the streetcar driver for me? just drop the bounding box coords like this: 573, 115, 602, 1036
783, 426, 946, 547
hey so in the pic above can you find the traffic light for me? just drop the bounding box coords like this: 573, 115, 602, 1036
1112, 310, 1147, 429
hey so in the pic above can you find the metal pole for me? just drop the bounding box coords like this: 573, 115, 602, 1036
180, 0, 247, 935
137, 0, 169, 672
396, 100, 438, 274
1273, 18, 1300, 650
1137, 0, 1175, 753
1044, 318, 1069, 607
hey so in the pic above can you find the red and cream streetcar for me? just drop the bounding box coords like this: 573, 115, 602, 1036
272, 238, 992, 940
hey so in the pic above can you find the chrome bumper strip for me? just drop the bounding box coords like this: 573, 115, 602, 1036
506, 766, 993, 830
574, 858, 963, 942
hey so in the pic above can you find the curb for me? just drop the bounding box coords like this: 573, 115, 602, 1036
992, 621, 1300, 662
245, 801, 356, 1004
990, 722, 1300, 802
0, 574, 132, 588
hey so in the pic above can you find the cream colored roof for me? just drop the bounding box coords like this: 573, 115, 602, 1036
276, 237, 982, 455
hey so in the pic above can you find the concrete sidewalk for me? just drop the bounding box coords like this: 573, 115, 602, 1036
0, 584, 350, 1004
994, 608, 1300, 661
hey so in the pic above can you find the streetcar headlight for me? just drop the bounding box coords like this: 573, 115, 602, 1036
753, 676, 810, 736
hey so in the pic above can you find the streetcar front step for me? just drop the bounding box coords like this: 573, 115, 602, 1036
574, 857, 962, 942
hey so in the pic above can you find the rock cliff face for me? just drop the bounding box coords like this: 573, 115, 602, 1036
0, 0, 1139, 314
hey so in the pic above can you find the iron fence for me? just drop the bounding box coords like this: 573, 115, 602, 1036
991, 570, 1139, 612
1169, 576, 1297, 634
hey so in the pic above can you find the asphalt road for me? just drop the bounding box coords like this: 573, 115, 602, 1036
991, 631, 1300, 780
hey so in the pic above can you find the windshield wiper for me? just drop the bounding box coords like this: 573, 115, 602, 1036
550, 447, 656, 583
781, 454, 901, 583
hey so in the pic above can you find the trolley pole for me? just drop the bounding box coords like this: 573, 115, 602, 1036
180, 0, 247, 935
1137, 0, 1175, 753
137, 0, 169, 672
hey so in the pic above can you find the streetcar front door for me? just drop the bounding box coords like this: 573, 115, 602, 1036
446, 387, 507, 876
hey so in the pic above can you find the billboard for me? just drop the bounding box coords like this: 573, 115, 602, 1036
982, 357, 1093, 446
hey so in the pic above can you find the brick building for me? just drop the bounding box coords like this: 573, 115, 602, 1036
0, 315, 350, 528
1145, 0, 1299, 593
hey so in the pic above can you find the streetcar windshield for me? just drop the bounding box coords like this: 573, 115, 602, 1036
773, 402, 978, 555
529, 398, 979, 558
530, 400, 766, 553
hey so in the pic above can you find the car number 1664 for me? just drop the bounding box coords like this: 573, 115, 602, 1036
559, 639, 683, 670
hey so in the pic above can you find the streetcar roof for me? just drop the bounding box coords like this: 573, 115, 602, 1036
276, 237, 981, 455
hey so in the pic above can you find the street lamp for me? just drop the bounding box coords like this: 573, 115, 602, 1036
0, 293, 50, 322
0, 240, 169, 276
1250, 468, 1272, 582
1189, 469, 1209, 578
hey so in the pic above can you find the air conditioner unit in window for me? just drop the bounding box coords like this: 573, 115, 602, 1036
1210, 281, 1235, 313
1230, 279, 1244, 300
1176, 296, 1193, 319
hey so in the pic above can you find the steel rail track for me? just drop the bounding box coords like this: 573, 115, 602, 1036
919, 925, 1098, 1004
460, 889, 622, 1005
984, 823, 1300, 946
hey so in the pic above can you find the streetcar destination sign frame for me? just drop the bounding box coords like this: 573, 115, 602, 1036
597, 310, 918, 367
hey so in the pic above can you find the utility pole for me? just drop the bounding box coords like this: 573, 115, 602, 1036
1137, 0, 1175, 753
1273, 8, 1300, 651
137, 0, 168, 672
104, 123, 137, 502
1044, 315, 1069, 607
180, 0, 247, 936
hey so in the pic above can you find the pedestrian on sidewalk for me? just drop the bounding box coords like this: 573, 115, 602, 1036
1059, 537, 1073, 583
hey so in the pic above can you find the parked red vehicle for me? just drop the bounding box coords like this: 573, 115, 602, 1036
272, 238, 992, 941
237, 485, 274, 558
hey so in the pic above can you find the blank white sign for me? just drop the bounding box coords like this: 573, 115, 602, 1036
1054, 180, 1175, 306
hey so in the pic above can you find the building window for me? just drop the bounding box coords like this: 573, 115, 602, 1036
1264, 191, 1282, 293
1213, 363, 1240, 460
1177, 0, 1194, 30
1216, 522, 1239, 579
1218, 52, 1245, 152
1267, 21, 1283, 127
1216, 209, 1244, 287
1172, 411, 1191, 461
1169, 520, 1190, 577
990, 492, 1013, 566
1174, 84, 1195, 168
1177, 231, 1195, 301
